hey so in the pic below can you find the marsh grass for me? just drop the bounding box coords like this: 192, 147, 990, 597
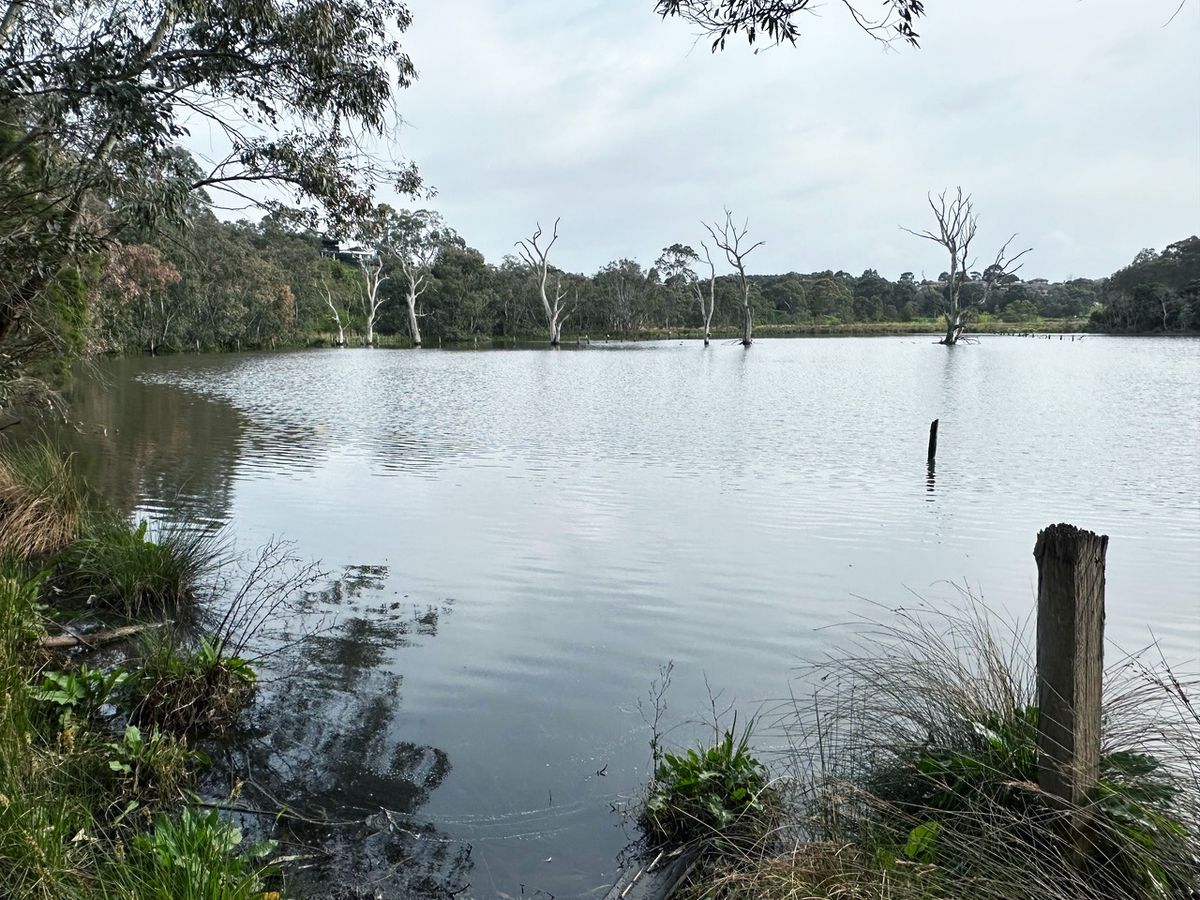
127, 631, 257, 735
0, 442, 85, 559
53, 517, 224, 618
0, 560, 272, 898
678, 593, 1199, 900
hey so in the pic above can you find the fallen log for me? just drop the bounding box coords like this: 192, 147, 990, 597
603, 845, 703, 900
40, 622, 167, 650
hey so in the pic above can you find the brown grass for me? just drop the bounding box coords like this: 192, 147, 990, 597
0, 442, 84, 559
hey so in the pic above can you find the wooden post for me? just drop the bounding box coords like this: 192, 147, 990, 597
1034, 524, 1107, 810
927, 419, 939, 463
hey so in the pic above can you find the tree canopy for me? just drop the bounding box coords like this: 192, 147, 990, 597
655, 0, 925, 51
0, 0, 422, 401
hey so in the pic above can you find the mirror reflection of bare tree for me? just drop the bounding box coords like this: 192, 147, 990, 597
209, 564, 469, 898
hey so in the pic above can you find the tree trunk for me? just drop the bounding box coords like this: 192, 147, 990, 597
365, 319, 375, 346
41, 622, 167, 650
336, 324, 345, 346
942, 312, 962, 345
406, 288, 422, 347
741, 292, 753, 346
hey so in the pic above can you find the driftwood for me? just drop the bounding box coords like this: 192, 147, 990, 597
40, 621, 167, 650
603, 846, 703, 900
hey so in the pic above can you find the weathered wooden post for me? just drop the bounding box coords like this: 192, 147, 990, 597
1033, 524, 1107, 813
927, 419, 939, 463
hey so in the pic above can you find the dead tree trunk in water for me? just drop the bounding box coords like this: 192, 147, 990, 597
704, 210, 763, 347
389, 213, 443, 348
357, 255, 388, 346
696, 242, 717, 346
398, 269, 429, 348
903, 188, 1030, 346
516, 218, 570, 346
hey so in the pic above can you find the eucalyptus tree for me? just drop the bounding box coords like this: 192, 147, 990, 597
595, 259, 650, 336
903, 189, 1031, 345
655, 243, 699, 339
322, 278, 350, 347
516, 219, 571, 346
356, 253, 389, 346
704, 210, 763, 346
420, 243, 494, 341
0, 0, 422, 398
87, 244, 181, 355
654, 0, 925, 50
384, 209, 451, 348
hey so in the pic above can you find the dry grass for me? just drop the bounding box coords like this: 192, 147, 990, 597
0, 442, 84, 559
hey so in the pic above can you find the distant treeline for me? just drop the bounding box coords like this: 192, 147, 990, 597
1086, 238, 1200, 334
87, 201, 1200, 354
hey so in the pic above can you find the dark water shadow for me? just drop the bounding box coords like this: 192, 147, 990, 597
202, 566, 472, 898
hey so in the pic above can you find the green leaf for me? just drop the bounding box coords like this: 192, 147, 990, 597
904, 820, 943, 863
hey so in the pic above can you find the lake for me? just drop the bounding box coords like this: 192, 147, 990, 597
56, 336, 1200, 898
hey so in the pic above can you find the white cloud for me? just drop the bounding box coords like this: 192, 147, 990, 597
386, 0, 1200, 280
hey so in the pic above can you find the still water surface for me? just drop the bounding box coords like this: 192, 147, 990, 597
60, 336, 1199, 898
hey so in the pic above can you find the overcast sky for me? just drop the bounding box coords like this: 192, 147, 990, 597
386, 0, 1198, 280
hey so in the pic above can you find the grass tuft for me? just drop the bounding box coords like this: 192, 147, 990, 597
127, 631, 257, 735
53, 517, 223, 618
0, 443, 85, 559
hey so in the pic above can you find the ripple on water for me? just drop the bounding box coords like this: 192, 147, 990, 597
56, 337, 1200, 899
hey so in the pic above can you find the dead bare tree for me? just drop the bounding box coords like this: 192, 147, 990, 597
516, 218, 571, 346
903, 188, 1031, 346
357, 254, 389, 346
704, 210, 763, 347
394, 248, 434, 348
320, 277, 348, 347
696, 242, 717, 346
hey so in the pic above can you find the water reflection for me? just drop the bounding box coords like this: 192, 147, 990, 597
50, 357, 243, 526
33, 339, 1200, 898
217, 566, 470, 898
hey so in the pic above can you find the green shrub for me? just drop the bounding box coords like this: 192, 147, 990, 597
862, 702, 1195, 896
128, 632, 257, 734
642, 717, 779, 846
53, 518, 222, 617
31, 664, 133, 726
750, 598, 1200, 900
99, 807, 276, 900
